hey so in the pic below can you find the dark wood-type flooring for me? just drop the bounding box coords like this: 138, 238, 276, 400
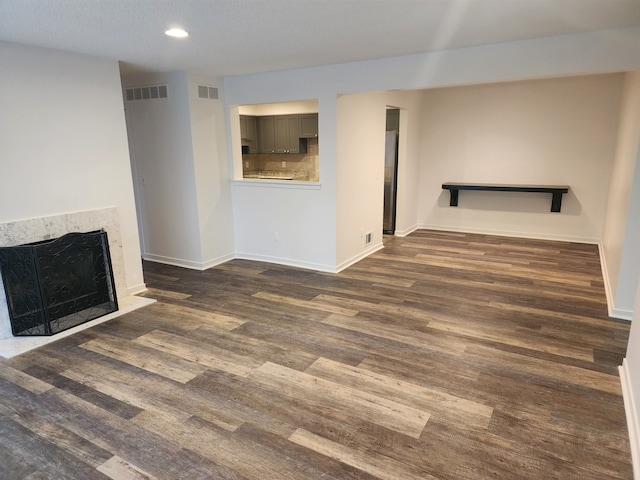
0, 230, 633, 479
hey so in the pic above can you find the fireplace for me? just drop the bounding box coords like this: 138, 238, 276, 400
0, 230, 118, 336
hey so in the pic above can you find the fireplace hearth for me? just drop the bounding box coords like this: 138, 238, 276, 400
0, 230, 118, 336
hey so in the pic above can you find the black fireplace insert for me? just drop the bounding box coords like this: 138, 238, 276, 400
0, 230, 118, 336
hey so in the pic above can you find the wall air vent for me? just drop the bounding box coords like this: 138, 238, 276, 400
124, 85, 168, 102
365, 232, 372, 245
198, 85, 219, 100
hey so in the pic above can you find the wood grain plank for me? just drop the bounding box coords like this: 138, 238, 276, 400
322, 312, 468, 356
23, 364, 144, 420
133, 329, 261, 377
0, 413, 112, 479
0, 364, 54, 394
144, 287, 192, 300
252, 291, 359, 316
193, 322, 322, 371
0, 398, 113, 469
306, 357, 494, 430
249, 361, 429, 439
132, 411, 340, 480
0, 441, 38, 479
60, 357, 244, 433
80, 334, 208, 383
97, 456, 158, 480
289, 428, 438, 480
31, 389, 218, 479
464, 344, 622, 394
425, 316, 595, 362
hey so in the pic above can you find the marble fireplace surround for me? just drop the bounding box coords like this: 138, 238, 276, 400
0, 208, 154, 358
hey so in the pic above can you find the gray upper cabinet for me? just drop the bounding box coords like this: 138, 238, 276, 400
255, 114, 309, 154
299, 113, 318, 138
258, 116, 276, 153
240, 115, 257, 151
274, 115, 300, 153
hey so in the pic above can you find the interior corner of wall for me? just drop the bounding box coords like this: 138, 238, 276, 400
599, 242, 616, 318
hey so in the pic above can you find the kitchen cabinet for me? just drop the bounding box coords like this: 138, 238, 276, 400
258, 116, 276, 153
258, 115, 303, 153
299, 113, 318, 138
274, 115, 301, 153
240, 115, 257, 151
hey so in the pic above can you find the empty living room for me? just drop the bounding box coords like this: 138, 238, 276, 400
1, 1, 640, 479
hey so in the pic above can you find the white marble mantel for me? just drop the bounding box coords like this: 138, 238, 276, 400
0, 208, 130, 341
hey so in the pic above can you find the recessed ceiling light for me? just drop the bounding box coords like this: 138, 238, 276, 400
165, 28, 188, 38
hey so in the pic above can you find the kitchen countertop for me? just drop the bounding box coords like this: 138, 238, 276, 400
243, 174, 293, 180
243, 170, 309, 181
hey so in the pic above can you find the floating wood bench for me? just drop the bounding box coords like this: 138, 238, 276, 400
442, 183, 570, 213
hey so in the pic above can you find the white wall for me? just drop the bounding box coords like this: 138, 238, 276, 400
334, 89, 424, 269
124, 72, 201, 266
617, 156, 640, 318
602, 70, 640, 319
228, 91, 338, 272
336, 92, 387, 267
187, 72, 236, 268
123, 72, 235, 269
224, 26, 640, 273
0, 42, 144, 293
418, 75, 623, 243
620, 276, 640, 476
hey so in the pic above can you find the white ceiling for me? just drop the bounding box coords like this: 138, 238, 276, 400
2, 0, 640, 78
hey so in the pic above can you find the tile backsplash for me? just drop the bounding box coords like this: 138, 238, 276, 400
243, 138, 319, 181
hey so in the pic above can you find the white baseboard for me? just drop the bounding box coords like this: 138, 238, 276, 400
394, 224, 419, 237
143, 252, 234, 271
234, 252, 339, 273
598, 243, 632, 320
417, 224, 599, 244
335, 242, 384, 273
614, 308, 634, 321
143, 253, 206, 270
620, 359, 640, 479
236, 242, 384, 274
201, 253, 237, 270
144, 247, 386, 274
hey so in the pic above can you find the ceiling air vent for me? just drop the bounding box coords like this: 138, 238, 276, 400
124, 84, 168, 102
198, 85, 219, 100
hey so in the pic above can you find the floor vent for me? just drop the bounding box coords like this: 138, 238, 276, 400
125, 85, 168, 102
198, 85, 219, 100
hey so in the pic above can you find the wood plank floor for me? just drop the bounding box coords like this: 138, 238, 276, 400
0, 230, 632, 479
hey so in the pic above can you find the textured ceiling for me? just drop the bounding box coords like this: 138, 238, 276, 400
1, 0, 640, 77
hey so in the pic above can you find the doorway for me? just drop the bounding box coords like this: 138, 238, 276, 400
383, 108, 400, 234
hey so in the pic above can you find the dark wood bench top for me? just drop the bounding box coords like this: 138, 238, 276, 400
441, 183, 569, 212
442, 183, 569, 193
